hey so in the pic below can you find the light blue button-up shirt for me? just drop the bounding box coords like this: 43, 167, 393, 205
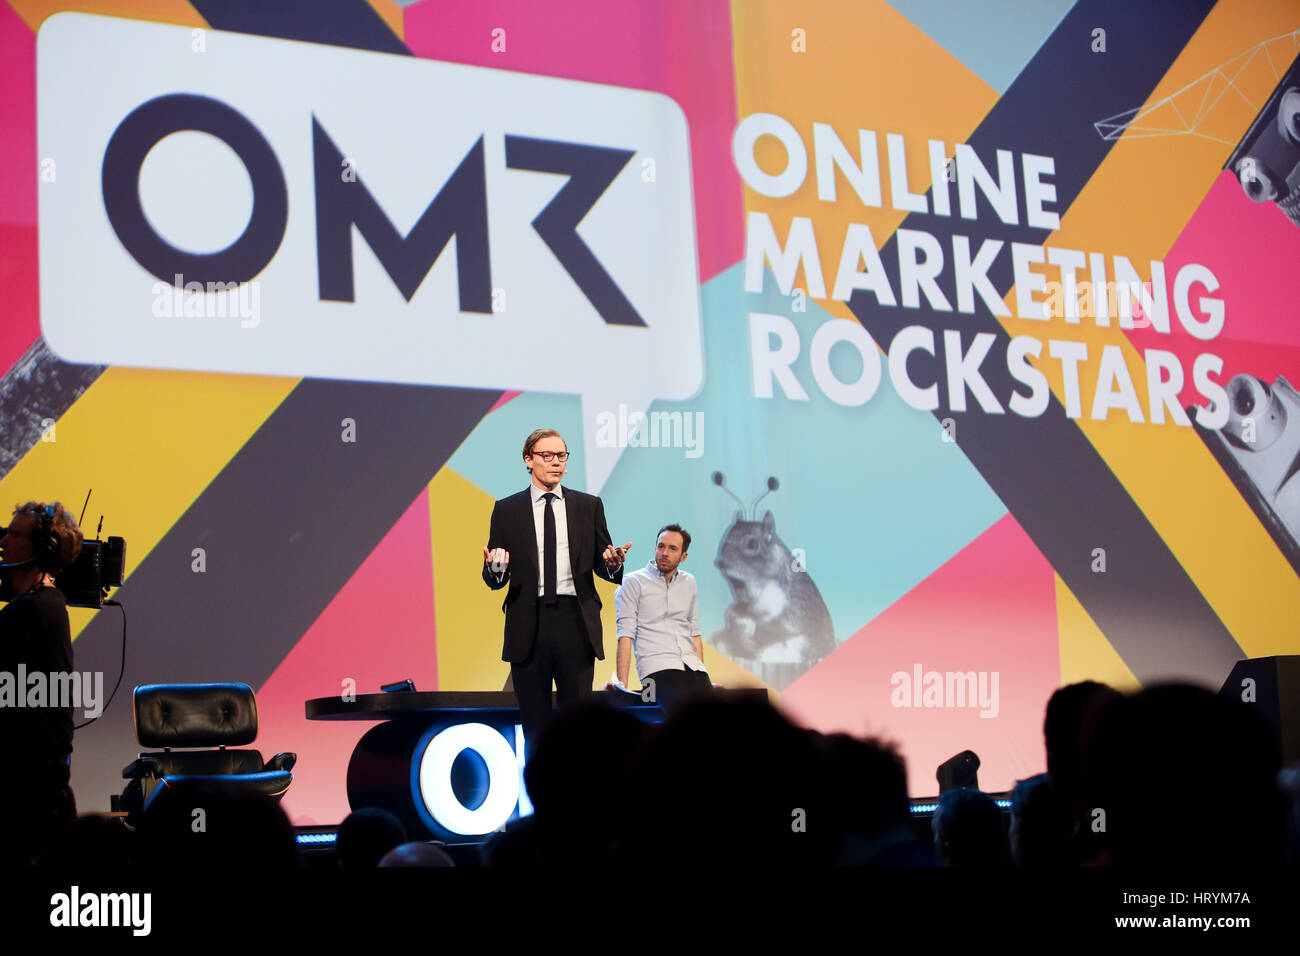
615, 559, 704, 678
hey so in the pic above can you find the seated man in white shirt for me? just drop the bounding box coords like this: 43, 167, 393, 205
609, 524, 711, 714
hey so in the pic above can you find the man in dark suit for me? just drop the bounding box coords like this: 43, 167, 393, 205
482, 428, 630, 755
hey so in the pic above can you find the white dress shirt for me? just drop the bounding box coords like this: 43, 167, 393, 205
531, 483, 575, 597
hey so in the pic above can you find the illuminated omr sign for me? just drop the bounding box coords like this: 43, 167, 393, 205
100, 92, 649, 327
416, 722, 531, 836
38, 12, 703, 463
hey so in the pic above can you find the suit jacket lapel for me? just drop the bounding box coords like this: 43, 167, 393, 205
520, 490, 539, 582
564, 488, 581, 578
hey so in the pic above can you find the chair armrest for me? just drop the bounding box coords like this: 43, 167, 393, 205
122, 756, 163, 780
265, 752, 297, 773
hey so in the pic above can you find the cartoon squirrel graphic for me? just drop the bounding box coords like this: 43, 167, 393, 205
709, 473, 836, 689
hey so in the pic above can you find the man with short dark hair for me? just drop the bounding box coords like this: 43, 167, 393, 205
0, 501, 84, 866
610, 524, 711, 713
482, 429, 629, 755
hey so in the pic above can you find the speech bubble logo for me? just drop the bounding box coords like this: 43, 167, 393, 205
37, 13, 703, 492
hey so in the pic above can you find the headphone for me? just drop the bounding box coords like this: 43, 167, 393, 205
30, 504, 62, 572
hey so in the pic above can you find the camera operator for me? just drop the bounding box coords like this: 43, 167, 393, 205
0, 501, 84, 866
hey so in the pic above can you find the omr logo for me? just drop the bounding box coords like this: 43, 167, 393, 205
101, 92, 648, 327
415, 722, 532, 838
38, 13, 703, 488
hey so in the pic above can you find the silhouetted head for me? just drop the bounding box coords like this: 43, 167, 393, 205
1086, 682, 1285, 867
519, 699, 648, 864
932, 787, 1006, 867
819, 732, 938, 865
525, 699, 647, 821
1044, 680, 1121, 811
136, 780, 297, 868
629, 695, 834, 866
1008, 773, 1071, 867
378, 841, 456, 867
819, 732, 910, 836
337, 807, 408, 868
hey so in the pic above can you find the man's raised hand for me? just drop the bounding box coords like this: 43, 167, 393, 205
603, 541, 632, 569
483, 546, 510, 574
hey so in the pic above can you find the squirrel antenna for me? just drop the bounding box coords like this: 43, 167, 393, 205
712, 471, 748, 516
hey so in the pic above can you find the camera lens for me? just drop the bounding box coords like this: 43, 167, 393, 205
1224, 375, 1287, 451
1238, 158, 1280, 202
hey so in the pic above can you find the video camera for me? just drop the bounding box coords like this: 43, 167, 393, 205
55, 531, 126, 608
0, 494, 127, 607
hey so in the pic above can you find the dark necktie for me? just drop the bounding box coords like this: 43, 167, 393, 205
543, 493, 557, 606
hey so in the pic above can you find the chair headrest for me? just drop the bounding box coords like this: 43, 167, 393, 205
134, 683, 259, 748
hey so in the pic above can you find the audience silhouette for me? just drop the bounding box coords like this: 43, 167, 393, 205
4, 680, 1295, 870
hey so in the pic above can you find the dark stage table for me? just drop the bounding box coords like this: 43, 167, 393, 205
304, 688, 769, 841
307, 689, 660, 719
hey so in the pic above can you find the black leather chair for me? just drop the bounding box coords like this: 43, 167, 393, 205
120, 683, 296, 822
